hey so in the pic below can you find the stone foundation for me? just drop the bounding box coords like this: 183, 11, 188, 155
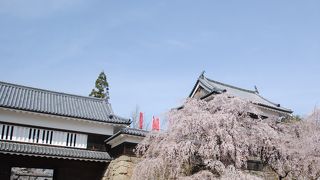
102, 155, 139, 180
102, 156, 280, 180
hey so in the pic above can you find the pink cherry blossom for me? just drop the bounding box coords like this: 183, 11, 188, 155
132, 94, 320, 179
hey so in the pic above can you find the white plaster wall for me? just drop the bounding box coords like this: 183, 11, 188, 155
0, 108, 117, 135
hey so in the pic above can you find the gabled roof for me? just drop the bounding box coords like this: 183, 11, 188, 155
189, 73, 293, 113
0, 81, 130, 124
0, 141, 111, 162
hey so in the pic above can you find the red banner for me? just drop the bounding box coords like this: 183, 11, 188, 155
139, 112, 143, 129
152, 116, 160, 131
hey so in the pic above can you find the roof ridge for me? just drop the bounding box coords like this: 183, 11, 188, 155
0, 81, 106, 102
203, 76, 256, 94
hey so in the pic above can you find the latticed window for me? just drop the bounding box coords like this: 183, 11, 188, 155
1, 124, 14, 140
0, 123, 87, 148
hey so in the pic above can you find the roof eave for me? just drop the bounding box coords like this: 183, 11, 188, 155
0, 106, 131, 125
0, 151, 111, 162
200, 93, 293, 114
200, 90, 222, 100
0, 141, 112, 162
189, 80, 200, 98
255, 103, 293, 114
105, 132, 146, 143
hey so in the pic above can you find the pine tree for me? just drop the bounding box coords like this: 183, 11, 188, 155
89, 71, 109, 99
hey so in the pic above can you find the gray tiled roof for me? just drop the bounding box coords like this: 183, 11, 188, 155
105, 127, 148, 143
120, 127, 148, 137
190, 74, 293, 113
0, 81, 130, 124
0, 141, 111, 162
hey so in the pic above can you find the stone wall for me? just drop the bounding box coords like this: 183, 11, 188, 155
102, 156, 139, 180
102, 155, 280, 180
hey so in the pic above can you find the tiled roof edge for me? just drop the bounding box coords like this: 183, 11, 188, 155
255, 93, 293, 112
255, 102, 293, 113
0, 140, 112, 162
105, 128, 148, 143
0, 106, 130, 124
0, 81, 107, 102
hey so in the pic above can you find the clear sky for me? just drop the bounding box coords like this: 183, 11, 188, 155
0, 1, 320, 128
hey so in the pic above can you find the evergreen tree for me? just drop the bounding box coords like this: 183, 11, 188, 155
89, 71, 109, 99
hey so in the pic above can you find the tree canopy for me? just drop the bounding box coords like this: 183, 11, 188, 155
89, 71, 109, 99
132, 94, 320, 179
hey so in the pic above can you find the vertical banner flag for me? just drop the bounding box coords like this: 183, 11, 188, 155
155, 117, 160, 131
152, 116, 155, 130
152, 116, 160, 131
139, 112, 143, 129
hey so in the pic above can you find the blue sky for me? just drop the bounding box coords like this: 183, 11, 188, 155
0, 0, 320, 128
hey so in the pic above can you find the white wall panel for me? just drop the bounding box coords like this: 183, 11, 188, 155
0, 122, 87, 149
0, 108, 115, 135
